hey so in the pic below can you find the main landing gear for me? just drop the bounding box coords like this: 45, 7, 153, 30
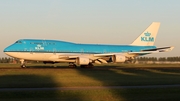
69, 63, 77, 68
69, 63, 94, 68
20, 59, 26, 68
80, 63, 94, 68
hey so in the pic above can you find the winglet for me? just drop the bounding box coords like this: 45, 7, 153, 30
131, 22, 160, 46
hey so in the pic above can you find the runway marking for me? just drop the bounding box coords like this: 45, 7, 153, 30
0, 85, 180, 91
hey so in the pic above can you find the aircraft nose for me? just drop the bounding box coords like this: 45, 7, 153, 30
4, 45, 15, 57
4, 46, 11, 52
4, 45, 14, 55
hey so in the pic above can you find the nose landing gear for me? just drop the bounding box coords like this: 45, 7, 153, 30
20, 59, 26, 68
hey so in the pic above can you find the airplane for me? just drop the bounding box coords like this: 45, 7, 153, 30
4, 22, 174, 68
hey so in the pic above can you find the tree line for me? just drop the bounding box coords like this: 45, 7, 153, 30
0, 57, 38, 63
0, 57, 180, 64
0, 57, 14, 63
136, 57, 180, 62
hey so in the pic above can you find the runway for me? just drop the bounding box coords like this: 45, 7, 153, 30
0, 85, 180, 91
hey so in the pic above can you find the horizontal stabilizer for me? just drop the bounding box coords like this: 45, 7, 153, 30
129, 46, 174, 56
142, 46, 174, 52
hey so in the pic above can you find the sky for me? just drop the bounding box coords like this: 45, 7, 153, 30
0, 0, 180, 57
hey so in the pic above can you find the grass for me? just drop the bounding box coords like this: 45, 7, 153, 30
1, 88, 180, 101
0, 63, 180, 101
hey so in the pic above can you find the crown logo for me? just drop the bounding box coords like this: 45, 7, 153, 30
144, 32, 151, 36
35, 44, 44, 50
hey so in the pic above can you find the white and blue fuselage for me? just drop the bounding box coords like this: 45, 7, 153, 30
3, 22, 174, 67
4, 39, 156, 61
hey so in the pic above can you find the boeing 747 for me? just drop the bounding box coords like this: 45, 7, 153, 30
4, 22, 174, 68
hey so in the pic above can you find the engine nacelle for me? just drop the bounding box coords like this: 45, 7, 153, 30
76, 57, 90, 65
112, 55, 126, 63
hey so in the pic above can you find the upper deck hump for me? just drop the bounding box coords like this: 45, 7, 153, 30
19, 39, 75, 44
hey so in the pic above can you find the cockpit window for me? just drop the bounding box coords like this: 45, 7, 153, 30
15, 41, 22, 44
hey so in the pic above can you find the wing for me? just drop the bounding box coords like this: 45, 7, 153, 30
49, 46, 174, 64
94, 46, 174, 57
92, 46, 174, 63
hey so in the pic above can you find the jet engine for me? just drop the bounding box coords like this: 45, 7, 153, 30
112, 55, 126, 63
76, 57, 90, 65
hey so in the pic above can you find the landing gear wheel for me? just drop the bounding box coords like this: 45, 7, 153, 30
80, 65, 86, 68
87, 63, 94, 68
21, 64, 26, 68
69, 63, 77, 68
80, 63, 94, 68
20, 59, 26, 68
